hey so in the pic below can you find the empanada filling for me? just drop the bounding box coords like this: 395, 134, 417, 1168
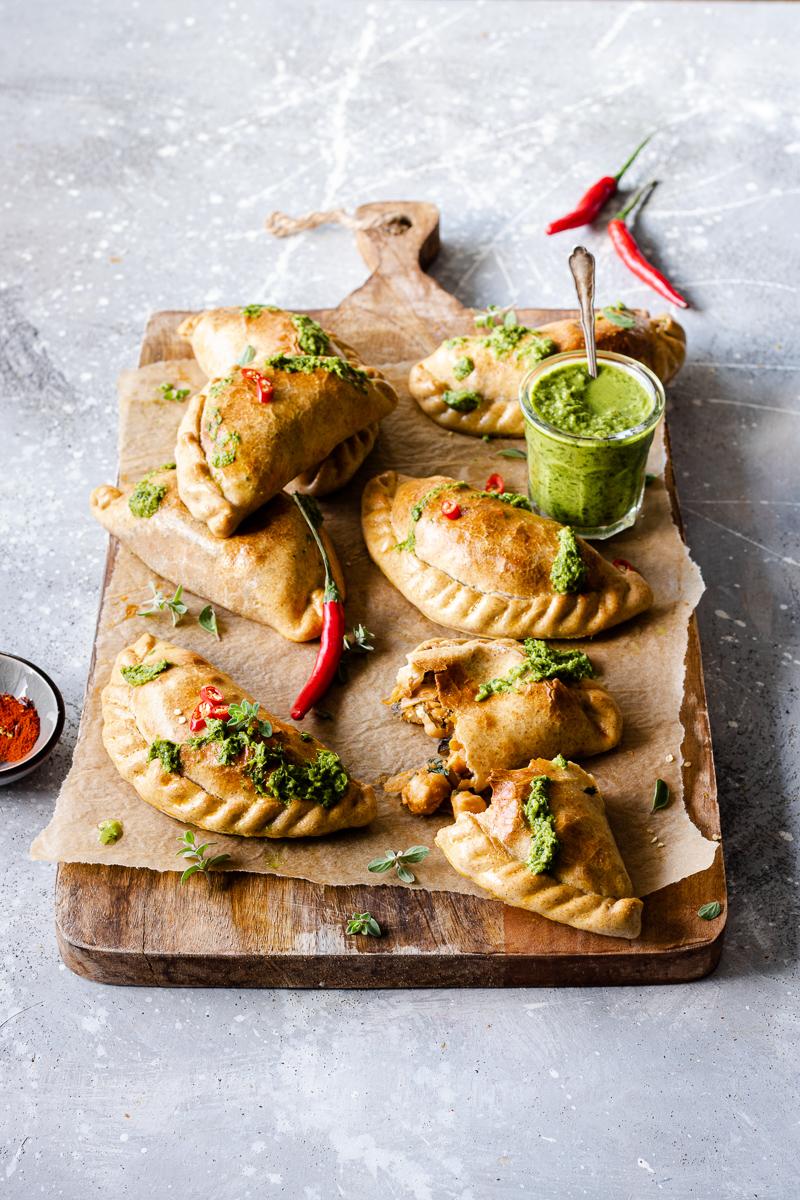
388, 643, 604, 817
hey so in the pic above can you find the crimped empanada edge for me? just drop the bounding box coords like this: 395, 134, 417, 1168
361, 473, 651, 639
435, 812, 643, 939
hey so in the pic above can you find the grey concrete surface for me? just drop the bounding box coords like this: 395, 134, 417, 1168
1, 1, 798, 1196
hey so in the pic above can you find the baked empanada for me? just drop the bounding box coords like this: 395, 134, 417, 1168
179, 306, 380, 497
362, 473, 652, 639
386, 637, 622, 799
408, 309, 685, 437
291, 421, 379, 497
102, 634, 376, 837
178, 305, 354, 380
90, 465, 344, 642
436, 757, 642, 939
176, 358, 396, 537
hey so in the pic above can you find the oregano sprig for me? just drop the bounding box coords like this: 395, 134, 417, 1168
226, 699, 272, 738
368, 846, 429, 884
345, 912, 382, 937
176, 830, 230, 883
138, 582, 188, 627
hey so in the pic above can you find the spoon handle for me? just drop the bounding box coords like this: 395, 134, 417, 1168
569, 245, 598, 378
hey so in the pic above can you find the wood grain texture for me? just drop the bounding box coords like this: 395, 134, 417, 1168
55, 201, 725, 987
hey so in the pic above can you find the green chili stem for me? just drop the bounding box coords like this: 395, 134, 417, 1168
613, 133, 654, 182
612, 179, 658, 224
292, 494, 341, 602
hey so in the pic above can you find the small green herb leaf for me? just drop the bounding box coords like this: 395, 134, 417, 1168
198, 604, 219, 639
397, 845, 429, 863
367, 846, 429, 882
176, 829, 230, 882
697, 901, 722, 920
238, 344, 256, 365
342, 624, 374, 655
137, 582, 188, 627
367, 853, 397, 874
227, 699, 272, 738
651, 778, 670, 812
159, 382, 190, 403
498, 447, 527, 460
601, 302, 636, 329
338, 624, 376, 683
474, 304, 504, 329
346, 912, 382, 937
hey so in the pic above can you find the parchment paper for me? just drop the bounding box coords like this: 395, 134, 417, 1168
32, 356, 718, 897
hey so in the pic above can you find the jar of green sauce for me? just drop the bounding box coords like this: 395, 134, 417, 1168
519, 350, 665, 538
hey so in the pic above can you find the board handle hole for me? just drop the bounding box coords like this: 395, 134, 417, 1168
382, 214, 412, 235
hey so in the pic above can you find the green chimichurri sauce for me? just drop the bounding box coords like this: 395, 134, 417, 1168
550, 527, 587, 594
523, 775, 559, 874
530, 361, 653, 438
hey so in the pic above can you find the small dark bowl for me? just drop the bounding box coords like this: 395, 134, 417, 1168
0, 653, 65, 786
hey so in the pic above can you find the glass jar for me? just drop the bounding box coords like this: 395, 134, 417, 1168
519, 349, 665, 539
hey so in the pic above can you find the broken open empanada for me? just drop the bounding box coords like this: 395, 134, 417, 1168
102, 634, 376, 837
436, 757, 642, 939
90, 466, 344, 642
409, 309, 685, 437
362, 473, 652, 639
176, 358, 396, 537
385, 637, 622, 804
178, 305, 380, 498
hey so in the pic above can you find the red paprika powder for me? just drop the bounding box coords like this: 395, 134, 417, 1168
0, 693, 40, 762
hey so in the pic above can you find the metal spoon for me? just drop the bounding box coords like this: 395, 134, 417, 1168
568, 245, 598, 378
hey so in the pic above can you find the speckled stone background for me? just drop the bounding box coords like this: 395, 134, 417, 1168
2, 1, 798, 1196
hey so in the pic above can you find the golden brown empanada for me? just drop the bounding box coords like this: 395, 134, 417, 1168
386, 637, 622, 797
362, 473, 652, 639
291, 421, 379, 497
178, 305, 353, 379
179, 306, 379, 497
101, 634, 376, 837
436, 757, 642, 939
176, 359, 396, 537
90, 466, 344, 642
409, 309, 685, 437
383, 638, 623, 816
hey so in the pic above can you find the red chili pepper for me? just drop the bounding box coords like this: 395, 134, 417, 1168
290, 495, 346, 720
200, 685, 225, 705
189, 695, 229, 731
189, 711, 206, 733
441, 498, 462, 520
612, 558, 637, 573
607, 182, 689, 309
545, 135, 652, 236
484, 473, 505, 494
241, 367, 274, 403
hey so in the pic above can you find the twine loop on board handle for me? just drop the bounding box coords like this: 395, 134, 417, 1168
264, 208, 412, 239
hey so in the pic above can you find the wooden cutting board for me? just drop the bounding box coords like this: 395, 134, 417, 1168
55, 201, 725, 987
